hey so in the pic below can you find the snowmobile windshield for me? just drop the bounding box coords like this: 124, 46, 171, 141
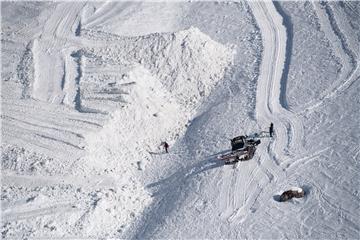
231, 138, 245, 150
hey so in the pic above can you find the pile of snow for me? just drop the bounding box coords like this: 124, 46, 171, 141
78, 27, 235, 112
1, 22, 234, 238
71, 28, 234, 236
79, 27, 234, 174
1, 2, 237, 238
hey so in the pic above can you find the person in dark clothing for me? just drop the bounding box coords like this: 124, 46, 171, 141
269, 122, 274, 137
163, 142, 169, 153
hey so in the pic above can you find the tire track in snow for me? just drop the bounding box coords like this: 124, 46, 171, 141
301, 2, 359, 114
83, 2, 138, 29
228, 1, 306, 224
321, 2, 357, 73
32, 3, 85, 104
2, 203, 77, 222
259, 3, 305, 157
218, 167, 234, 219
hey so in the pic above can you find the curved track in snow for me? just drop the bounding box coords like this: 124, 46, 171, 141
133, 3, 310, 235
250, 1, 305, 160
3, 2, 360, 239
300, 2, 360, 114
226, 1, 307, 224
196, 2, 303, 226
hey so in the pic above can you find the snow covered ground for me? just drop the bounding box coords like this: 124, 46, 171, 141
1, 1, 359, 239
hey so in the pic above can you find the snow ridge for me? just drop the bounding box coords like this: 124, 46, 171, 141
272, 2, 293, 110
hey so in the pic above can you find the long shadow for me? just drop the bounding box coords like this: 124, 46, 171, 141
132, 151, 228, 239
147, 156, 225, 197
273, 1, 292, 110
71, 51, 107, 115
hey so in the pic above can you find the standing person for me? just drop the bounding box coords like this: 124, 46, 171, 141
163, 141, 169, 153
269, 122, 274, 137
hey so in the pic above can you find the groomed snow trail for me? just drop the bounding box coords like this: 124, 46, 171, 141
251, 1, 305, 161
228, 0, 306, 223
239, 3, 360, 238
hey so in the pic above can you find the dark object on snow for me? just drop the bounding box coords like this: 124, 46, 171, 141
224, 145, 257, 164
219, 135, 261, 164
163, 142, 169, 153
247, 138, 261, 146
231, 135, 261, 151
269, 123, 274, 137
244, 145, 256, 160
231, 135, 246, 151
279, 188, 305, 202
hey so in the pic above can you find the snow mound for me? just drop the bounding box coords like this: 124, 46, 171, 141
78, 27, 234, 112
1, 24, 234, 238
289, 186, 304, 193
69, 27, 234, 236
26, 26, 234, 113
81, 26, 235, 170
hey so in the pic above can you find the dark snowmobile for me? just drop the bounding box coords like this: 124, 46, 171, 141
218, 135, 261, 164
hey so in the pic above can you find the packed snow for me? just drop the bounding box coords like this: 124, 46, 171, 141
1, 1, 359, 239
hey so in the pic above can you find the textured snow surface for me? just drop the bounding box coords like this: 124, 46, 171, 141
1, 1, 360, 239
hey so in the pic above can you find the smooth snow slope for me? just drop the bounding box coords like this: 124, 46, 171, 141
1, 1, 360, 239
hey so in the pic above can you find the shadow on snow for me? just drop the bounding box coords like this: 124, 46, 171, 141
147, 152, 227, 197
133, 150, 229, 238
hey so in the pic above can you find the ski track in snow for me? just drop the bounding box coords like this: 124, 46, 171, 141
136, 3, 311, 235
221, 2, 359, 235
239, 4, 359, 237
226, 1, 306, 225
2, 2, 360, 239
300, 2, 359, 114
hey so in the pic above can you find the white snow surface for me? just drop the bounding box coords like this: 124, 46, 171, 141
1, 1, 360, 239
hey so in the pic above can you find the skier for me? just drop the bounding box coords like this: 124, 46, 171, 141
269, 122, 274, 137
163, 142, 169, 153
